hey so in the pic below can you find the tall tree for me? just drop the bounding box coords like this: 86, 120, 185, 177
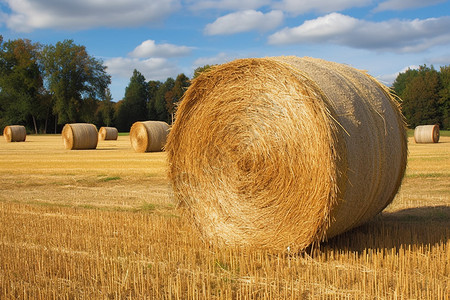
147, 80, 161, 120
97, 88, 114, 127
439, 66, 450, 130
40, 39, 110, 125
0, 37, 46, 133
116, 69, 148, 131
401, 65, 441, 128
154, 77, 174, 122
169, 73, 190, 123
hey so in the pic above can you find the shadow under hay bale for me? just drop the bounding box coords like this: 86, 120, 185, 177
129, 121, 169, 153
98, 126, 118, 141
62, 123, 98, 150
3, 125, 26, 142
414, 125, 439, 143
166, 56, 408, 252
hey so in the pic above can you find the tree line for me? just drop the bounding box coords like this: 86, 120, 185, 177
0, 36, 195, 133
392, 64, 450, 130
2, 34, 448, 133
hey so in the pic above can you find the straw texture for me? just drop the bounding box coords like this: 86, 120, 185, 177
129, 121, 169, 152
166, 56, 407, 252
62, 123, 98, 150
3, 125, 26, 142
414, 125, 439, 143
98, 126, 119, 140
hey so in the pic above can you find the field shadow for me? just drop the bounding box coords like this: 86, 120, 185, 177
321, 206, 450, 252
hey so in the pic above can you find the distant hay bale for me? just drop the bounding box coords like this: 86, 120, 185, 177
98, 126, 118, 140
414, 125, 439, 143
3, 125, 26, 142
166, 56, 408, 252
62, 123, 98, 150
129, 121, 169, 152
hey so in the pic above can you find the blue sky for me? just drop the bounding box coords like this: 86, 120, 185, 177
1, 0, 449, 102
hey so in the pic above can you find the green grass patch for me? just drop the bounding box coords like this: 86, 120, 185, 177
98, 176, 121, 182
118, 132, 129, 136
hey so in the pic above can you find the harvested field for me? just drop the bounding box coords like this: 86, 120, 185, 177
0, 134, 449, 299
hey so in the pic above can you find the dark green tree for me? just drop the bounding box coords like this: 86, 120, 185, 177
97, 88, 114, 127
40, 39, 110, 125
401, 66, 440, 128
154, 77, 174, 122
169, 73, 190, 123
439, 66, 450, 130
0, 37, 47, 133
147, 80, 161, 120
393, 65, 448, 129
116, 69, 148, 131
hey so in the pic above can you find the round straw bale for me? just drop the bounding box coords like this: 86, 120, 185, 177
414, 125, 439, 143
166, 56, 407, 252
98, 126, 118, 140
3, 125, 26, 142
129, 121, 169, 152
62, 123, 98, 150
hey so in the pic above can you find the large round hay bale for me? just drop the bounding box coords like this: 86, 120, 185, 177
166, 56, 407, 252
98, 126, 118, 140
129, 121, 169, 152
3, 125, 26, 142
62, 123, 98, 150
414, 125, 439, 143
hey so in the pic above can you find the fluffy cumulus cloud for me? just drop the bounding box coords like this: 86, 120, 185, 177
272, 0, 371, 14
187, 0, 270, 11
129, 40, 192, 58
268, 13, 450, 53
204, 10, 283, 35
1, 0, 180, 32
105, 57, 179, 80
373, 0, 446, 12
193, 52, 234, 67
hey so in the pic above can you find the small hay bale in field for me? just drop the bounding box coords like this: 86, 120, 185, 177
98, 126, 118, 140
3, 125, 26, 142
62, 123, 98, 150
129, 121, 169, 152
166, 56, 408, 252
414, 125, 439, 143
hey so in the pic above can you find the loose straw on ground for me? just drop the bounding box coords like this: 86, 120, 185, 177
62, 123, 98, 150
129, 121, 169, 152
3, 125, 26, 142
414, 125, 440, 143
166, 56, 408, 252
98, 126, 118, 140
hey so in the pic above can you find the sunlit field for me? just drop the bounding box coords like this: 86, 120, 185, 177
0, 134, 448, 299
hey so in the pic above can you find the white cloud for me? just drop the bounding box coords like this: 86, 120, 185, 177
268, 13, 450, 53
105, 57, 180, 81
377, 65, 420, 86
193, 52, 234, 67
187, 0, 270, 11
204, 10, 283, 35
2, 0, 180, 32
129, 40, 192, 58
373, 0, 446, 12
272, 0, 371, 15
428, 54, 450, 65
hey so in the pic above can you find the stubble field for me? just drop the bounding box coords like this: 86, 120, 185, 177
0, 134, 448, 299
